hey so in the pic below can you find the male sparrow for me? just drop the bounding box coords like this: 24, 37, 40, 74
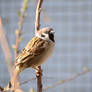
5, 27, 55, 90
15, 27, 55, 74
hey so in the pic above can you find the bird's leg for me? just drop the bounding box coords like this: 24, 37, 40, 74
33, 66, 42, 76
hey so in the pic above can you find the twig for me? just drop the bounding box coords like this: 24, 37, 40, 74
0, 17, 15, 92
0, 16, 19, 92
35, 0, 43, 33
0, 0, 29, 92
43, 68, 92, 91
20, 77, 36, 85
11, 0, 29, 91
19, 68, 92, 91
35, 0, 43, 92
0, 17, 13, 76
20, 76, 53, 86
33, 1, 50, 24
14, 0, 29, 61
3, 0, 29, 92
36, 66, 42, 92
0, 16, 22, 92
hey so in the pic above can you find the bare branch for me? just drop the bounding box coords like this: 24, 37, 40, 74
14, 0, 29, 61
36, 66, 42, 92
0, 17, 22, 92
3, 1, 29, 92
0, 17, 13, 76
43, 68, 92, 91
35, 0, 43, 92
35, 0, 43, 33
9, 0, 29, 91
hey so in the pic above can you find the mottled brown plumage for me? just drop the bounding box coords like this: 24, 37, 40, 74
5, 27, 55, 91
15, 36, 54, 73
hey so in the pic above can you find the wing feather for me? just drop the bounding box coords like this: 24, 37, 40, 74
15, 37, 49, 66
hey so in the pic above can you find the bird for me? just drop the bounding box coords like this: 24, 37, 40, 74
5, 27, 55, 91
15, 27, 55, 74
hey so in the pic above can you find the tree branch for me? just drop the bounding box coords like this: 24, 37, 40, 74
0, 16, 22, 92
35, 0, 43, 92
43, 68, 92, 91
2, 0, 29, 92
0, 17, 13, 76
35, 0, 43, 33
36, 66, 42, 92
11, 0, 29, 91
14, 0, 29, 61
0, 16, 15, 92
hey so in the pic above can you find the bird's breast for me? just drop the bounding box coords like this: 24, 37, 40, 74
37, 42, 55, 66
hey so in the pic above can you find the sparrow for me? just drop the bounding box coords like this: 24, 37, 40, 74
5, 27, 55, 91
15, 27, 55, 74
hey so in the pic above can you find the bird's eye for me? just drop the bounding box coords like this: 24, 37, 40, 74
41, 34, 45, 37
45, 31, 48, 34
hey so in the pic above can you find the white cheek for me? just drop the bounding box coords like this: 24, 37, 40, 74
42, 33, 49, 40
35, 33, 40, 38
45, 34, 49, 40
35, 33, 50, 41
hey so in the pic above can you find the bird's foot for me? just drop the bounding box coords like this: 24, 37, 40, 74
33, 66, 42, 76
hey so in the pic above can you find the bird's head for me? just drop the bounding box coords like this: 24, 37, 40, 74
36, 27, 55, 42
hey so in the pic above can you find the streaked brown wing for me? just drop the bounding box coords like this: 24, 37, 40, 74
15, 37, 49, 66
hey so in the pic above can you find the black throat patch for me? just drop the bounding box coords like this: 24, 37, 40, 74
49, 33, 55, 42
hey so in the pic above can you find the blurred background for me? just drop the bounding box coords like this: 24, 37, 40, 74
0, 0, 92, 92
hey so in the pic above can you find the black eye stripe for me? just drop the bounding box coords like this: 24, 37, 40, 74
41, 34, 45, 37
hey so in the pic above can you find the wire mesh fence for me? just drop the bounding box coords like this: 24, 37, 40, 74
0, 0, 92, 92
